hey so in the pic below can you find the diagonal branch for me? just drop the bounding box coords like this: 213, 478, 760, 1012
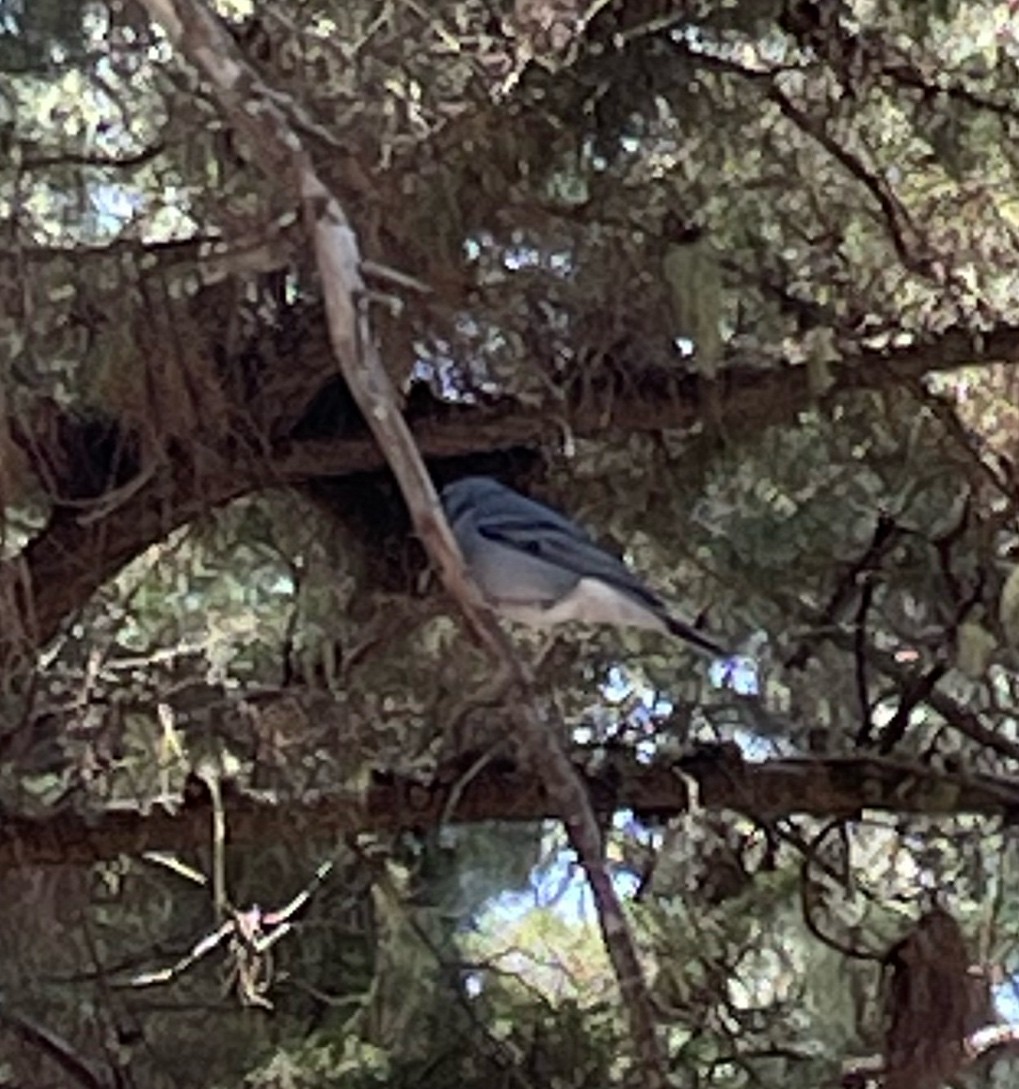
138, 0, 668, 1082
668, 41, 929, 274
767, 87, 925, 273
0, 1001, 109, 1089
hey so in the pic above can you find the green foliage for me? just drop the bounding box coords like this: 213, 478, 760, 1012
6, 0, 1019, 1086
0, 0, 91, 71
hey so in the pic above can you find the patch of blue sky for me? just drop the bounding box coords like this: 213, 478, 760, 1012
994, 978, 1019, 1024
480, 814, 645, 930
90, 183, 143, 235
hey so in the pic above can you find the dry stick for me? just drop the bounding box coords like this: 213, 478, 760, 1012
138, 2, 666, 1083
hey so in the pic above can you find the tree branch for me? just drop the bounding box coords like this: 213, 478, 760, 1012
3, 748, 1017, 870
0, 1001, 109, 1089
138, 0, 668, 1081
5, 326, 1019, 671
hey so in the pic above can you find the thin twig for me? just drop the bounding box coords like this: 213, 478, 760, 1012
0, 1003, 109, 1089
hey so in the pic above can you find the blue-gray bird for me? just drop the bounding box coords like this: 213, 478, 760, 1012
441, 476, 727, 657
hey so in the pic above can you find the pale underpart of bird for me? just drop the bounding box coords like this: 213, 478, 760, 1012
441, 476, 728, 657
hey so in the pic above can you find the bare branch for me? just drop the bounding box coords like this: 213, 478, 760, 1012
137, 0, 667, 1080
3, 747, 1018, 870
0, 1002, 109, 1089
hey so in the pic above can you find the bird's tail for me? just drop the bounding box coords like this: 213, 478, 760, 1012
664, 613, 730, 658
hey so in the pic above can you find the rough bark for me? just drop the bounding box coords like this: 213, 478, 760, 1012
2, 747, 1015, 869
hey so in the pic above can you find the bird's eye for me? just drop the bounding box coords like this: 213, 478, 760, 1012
522, 539, 543, 555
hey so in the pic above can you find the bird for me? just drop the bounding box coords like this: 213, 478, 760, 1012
441, 476, 728, 657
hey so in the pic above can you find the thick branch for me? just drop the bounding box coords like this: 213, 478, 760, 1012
139, 0, 669, 1080
5, 326, 1019, 666
2, 749, 1015, 870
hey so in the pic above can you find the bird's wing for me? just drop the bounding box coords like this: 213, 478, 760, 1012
473, 511, 668, 615
443, 478, 726, 653
453, 485, 599, 544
